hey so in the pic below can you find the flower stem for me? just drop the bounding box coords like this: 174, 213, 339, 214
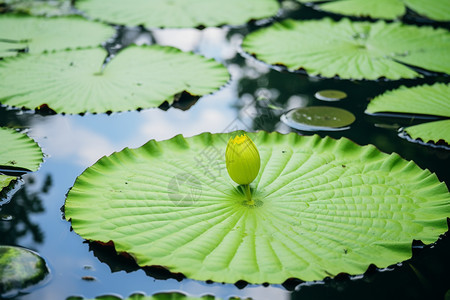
244, 184, 254, 206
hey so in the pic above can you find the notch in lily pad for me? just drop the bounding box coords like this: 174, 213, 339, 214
281, 106, 355, 131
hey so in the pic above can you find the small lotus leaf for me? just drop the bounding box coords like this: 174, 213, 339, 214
242, 18, 450, 80
65, 132, 450, 284
281, 106, 355, 131
0, 45, 230, 114
76, 0, 280, 28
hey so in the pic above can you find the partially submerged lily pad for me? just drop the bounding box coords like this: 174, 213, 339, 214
242, 18, 450, 80
0, 45, 230, 114
0, 14, 115, 57
296, 0, 450, 22
366, 83, 450, 145
76, 0, 280, 28
0, 128, 43, 196
281, 106, 355, 131
314, 90, 347, 101
0, 245, 50, 297
65, 131, 450, 284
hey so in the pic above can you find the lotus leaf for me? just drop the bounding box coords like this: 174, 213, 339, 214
366, 83, 450, 145
1, 0, 72, 16
297, 0, 450, 21
65, 132, 450, 284
242, 18, 450, 80
0, 15, 115, 57
0, 128, 43, 195
0, 45, 230, 114
76, 0, 279, 28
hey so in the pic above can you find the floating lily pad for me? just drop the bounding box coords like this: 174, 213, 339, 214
0, 45, 230, 114
0, 245, 49, 297
403, 120, 450, 146
242, 18, 450, 80
297, 0, 450, 22
366, 83, 450, 145
314, 90, 347, 101
0, 128, 43, 196
76, 0, 279, 28
281, 106, 355, 131
67, 292, 221, 300
1, 0, 73, 16
65, 131, 450, 284
0, 14, 115, 57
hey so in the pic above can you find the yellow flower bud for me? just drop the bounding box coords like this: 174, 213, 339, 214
225, 134, 260, 185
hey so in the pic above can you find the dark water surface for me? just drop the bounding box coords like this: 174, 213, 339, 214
1, 4, 449, 300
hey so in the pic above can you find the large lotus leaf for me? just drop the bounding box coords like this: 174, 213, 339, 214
241, 18, 450, 80
0, 45, 230, 114
297, 0, 450, 21
0, 15, 115, 57
76, 0, 279, 28
0, 127, 43, 194
64, 132, 450, 284
0, 246, 49, 296
366, 83, 450, 145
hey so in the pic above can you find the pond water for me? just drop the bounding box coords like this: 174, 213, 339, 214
0, 4, 449, 300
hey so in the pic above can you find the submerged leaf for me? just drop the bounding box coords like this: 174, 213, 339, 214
0, 45, 230, 114
76, 0, 280, 28
242, 18, 450, 80
0, 14, 115, 57
0, 246, 49, 297
0, 128, 43, 195
297, 0, 450, 21
281, 106, 355, 131
65, 132, 450, 284
366, 83, 450, 145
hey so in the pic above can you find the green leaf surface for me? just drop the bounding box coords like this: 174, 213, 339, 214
242, 18, 450, 80
0, 14, 115, 57
1, 0, 73, 16
404, 120, 450, 145
0, 45, 230, 114
366, 83, 450, 145
0, 128, 43, 194
65, 132, 450, 284
76, 0, 279, 28
0, 246, 49, 296
366, 83, 450, 117
297, 0, 450, 21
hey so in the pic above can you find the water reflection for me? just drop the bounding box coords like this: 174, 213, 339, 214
0, 174, 51, 246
